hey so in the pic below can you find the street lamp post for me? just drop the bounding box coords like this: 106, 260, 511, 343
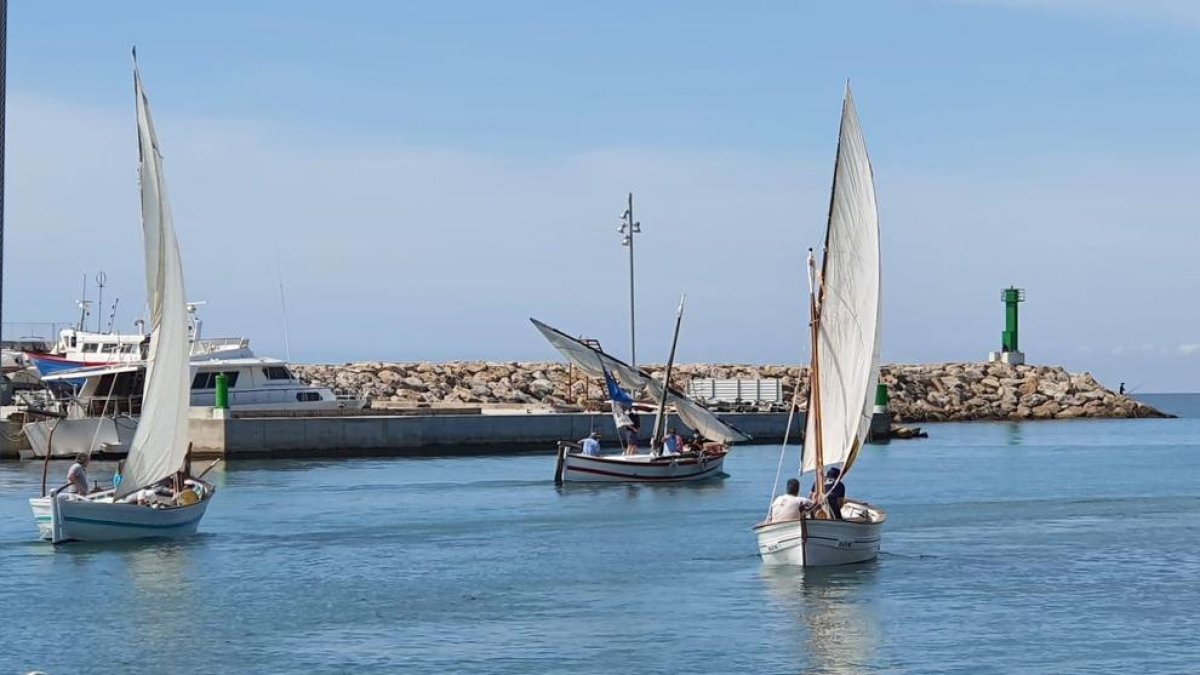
617, 192, 641, 367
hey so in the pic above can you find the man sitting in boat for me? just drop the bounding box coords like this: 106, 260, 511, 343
66, 453, 90, 495
812, 467, 846, 520
579, 432, 602, 457
769, 478, 813, 522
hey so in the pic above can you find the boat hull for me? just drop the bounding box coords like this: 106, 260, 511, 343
24, 352, 103, 387
557, 449, 726, 483
30, 490, 212, 543
22, 417, 137, 459
754, 500, 885, 567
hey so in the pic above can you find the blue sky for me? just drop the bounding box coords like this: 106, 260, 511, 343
5, 1, 1200, 390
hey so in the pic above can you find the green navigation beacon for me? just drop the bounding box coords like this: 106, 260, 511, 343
989, 287, 1026, 366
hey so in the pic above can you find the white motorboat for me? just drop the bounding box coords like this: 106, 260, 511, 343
22, 355, 359, 459
24, 303, 253, 379
30, 54, 215, 543
754, 84, 887, 567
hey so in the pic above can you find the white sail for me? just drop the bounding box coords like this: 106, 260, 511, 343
645, 379, 751, 444
530, 318, 648, 391
802, 85, 882, 477
532, 318, 751, 443
116, 59, 192, 500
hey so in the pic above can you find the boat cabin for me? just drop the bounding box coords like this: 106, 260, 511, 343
43, 356, 349, 414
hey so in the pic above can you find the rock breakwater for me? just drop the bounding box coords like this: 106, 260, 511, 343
291, 361, 1168, 422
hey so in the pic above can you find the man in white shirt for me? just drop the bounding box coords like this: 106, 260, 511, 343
579, 432, 602, 457
769, 478, 813, 522
66, 453, 90, 495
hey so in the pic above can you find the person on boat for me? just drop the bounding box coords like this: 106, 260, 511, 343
813, 466, 846, 519
662, 427, 683, 455
769, 478, 813, 522
66, 453, 90, 495
687, 433, 706, 453
579, 431, 602, 457
624, 410, 642, 455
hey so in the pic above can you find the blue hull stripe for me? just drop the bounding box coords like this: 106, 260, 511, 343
62, 513, 204, 530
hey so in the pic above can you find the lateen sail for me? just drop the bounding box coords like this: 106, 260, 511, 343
531, 318, 750, 444
645, 379, 751, 444
801, 85, 882, 477
530, 319, 649, 391
116, 58, 192, 500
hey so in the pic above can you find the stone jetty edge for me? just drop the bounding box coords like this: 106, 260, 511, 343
291, 361, 1169, 422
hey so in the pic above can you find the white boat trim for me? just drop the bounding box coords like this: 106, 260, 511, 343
31, 482, 215, 543
556, 447, 728, 483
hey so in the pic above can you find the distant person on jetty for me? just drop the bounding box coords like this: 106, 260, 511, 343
1119, 382, 1126, 395
770, 478, 812, 522
813, 466, 846, 519
66, 453, 90, 495
580, 432, 602, 457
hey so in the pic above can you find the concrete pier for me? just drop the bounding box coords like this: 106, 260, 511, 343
187, 411, 800, 459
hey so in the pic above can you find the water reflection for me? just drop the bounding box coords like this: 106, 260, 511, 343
554, 477, 729, 498
761, 563, 880, 674
1005, 422, 1022, 446
122, 541, 203, 653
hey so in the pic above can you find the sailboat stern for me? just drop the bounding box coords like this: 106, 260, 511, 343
755, 501, 885, 567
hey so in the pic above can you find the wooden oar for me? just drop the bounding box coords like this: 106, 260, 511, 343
195, 458, 224, 480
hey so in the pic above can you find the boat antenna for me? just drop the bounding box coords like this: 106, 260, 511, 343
95, 271, 107, 332
106, 298, 120, 334
76, 272, 90, 331
275, 245, 292, 362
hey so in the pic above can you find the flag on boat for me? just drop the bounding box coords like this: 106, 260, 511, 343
604, 367, 635, 408
604, 367, 635, 429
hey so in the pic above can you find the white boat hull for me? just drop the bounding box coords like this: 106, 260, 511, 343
29, 489, 213, 543
556, 449, 726, 483
22, 417, 137, 459
754, 500, 885, 567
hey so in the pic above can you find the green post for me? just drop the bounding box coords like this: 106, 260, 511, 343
214, 372, 229, 410
874, 383, 889, 409
1001, 287, 1025, 352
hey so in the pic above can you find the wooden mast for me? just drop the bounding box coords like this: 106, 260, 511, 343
650, 295, 685, 452
808, 252, 826, 507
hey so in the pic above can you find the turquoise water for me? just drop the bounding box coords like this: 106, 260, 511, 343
4, 407, 1200, 673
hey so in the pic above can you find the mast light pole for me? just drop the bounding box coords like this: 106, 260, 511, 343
617, 192, 640, 367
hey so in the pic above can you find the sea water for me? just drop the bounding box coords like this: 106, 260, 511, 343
2, 398, 1200, 673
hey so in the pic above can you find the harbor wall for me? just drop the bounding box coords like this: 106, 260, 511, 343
292, 361, 1168, 422
188, 411, 797, 459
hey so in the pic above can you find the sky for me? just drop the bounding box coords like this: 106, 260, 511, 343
4, 1, 1200, 391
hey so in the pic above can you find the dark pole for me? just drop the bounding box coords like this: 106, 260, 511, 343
617, 193, 641, 366
0, 0, 8, 348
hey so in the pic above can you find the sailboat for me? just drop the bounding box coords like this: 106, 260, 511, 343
754, 85, 886, 567
28, 54, 215, 543
531, 303, 751, 484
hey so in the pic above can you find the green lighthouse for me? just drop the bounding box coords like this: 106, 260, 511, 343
989, 287, 1026, 366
